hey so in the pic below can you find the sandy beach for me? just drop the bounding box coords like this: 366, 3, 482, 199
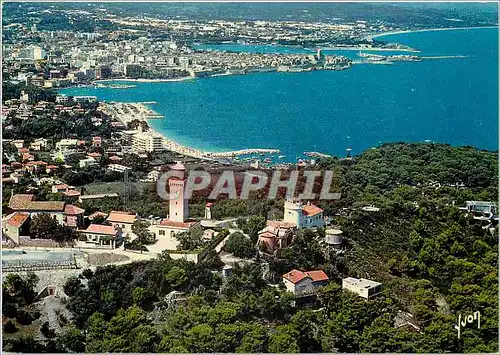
366, 25, 498, 41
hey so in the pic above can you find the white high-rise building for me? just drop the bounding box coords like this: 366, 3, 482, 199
132, 132, 163, 153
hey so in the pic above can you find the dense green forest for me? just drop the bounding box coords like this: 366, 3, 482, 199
2, 143, 498, 353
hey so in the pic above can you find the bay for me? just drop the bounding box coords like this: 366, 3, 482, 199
60, 27, 498, 161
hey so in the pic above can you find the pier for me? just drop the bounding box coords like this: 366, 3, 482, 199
304, 151, 333, 159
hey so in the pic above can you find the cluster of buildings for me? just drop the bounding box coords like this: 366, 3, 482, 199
106, 16, 397, 45
3, 13, 359, 86
3, 191, 139, 249
257, 199, 326, 252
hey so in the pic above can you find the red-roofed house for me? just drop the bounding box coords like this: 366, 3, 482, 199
9, 194, 65, 222
25, 161, 47, 173
81, 224, 120, 249
9, 194, 35, 210
282, 269, 329, 295
107, 211, 137, 234
2, 212, 30, 245
258, 221, 295, 252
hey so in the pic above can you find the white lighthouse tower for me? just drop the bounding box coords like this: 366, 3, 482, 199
168, 162, 188, 222
284, 199, 303, 228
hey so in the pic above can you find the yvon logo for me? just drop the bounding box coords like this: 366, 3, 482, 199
454, 311, 480, 339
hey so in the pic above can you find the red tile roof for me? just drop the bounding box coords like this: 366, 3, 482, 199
9, 194, 35, 209
159, 219, 198, 229
85, 224, 117, 235
305, 270, 329, 282
28, 201, 66, 212
302, 204, 324, 216
64, 204, 85, 215
25, 161, 47, 166
283, 269, 307, 284
7, 212, 30, 228
107, 211, 137, 224
282, 269, 329, 284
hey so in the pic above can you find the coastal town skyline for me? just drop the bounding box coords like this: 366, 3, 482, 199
1, 2, 498, 354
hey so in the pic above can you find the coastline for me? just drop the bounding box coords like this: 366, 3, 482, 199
321, 46, 420, 53
102, 101, 280, 160
97, 77, 196, 83
59, 26, 496, 161
366, 25, 498, 40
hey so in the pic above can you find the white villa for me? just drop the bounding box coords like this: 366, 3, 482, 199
342, 277, 382, 300
283, 200, 325, 229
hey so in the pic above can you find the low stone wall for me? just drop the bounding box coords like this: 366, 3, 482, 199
168, 252, 200, 263
18, 236, 74, 248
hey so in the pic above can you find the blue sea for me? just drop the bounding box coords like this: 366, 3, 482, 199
60, 27, 498, 161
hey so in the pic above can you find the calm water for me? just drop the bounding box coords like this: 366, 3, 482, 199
61, 28, 498, 160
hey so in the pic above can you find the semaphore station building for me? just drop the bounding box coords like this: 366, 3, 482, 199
258, 199, 325, 252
